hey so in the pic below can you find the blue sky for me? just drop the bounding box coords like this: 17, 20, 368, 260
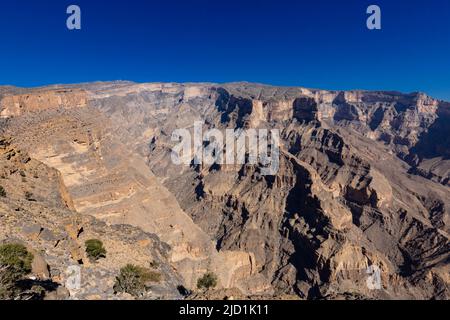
0, 0, 449, 100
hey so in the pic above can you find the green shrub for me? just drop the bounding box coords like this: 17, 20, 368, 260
85, 239, 106, 262
114, 264, 161, 297
197, 272, 218, 290
0, 243, 33, 275
0, 244, 34, 299
0, 186, 5, 197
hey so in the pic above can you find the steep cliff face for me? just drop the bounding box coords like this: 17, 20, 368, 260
0, 138, 182, 300
0, 82, 448, 299
0, 89, 87, 118
0, 85, 257, 291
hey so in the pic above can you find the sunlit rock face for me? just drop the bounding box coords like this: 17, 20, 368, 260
0, 82, 448, 300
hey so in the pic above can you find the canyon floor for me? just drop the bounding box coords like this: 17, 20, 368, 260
0, 82, 448, 300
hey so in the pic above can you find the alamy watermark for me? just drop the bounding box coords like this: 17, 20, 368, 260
366, 265, 382, 290
65, 4, 380, 31
171, 121, 280, 175
65, 265, 82, 293
367, 5, 381, 30
66, 5, 81, 30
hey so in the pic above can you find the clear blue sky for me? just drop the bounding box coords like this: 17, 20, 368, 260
0, 0, 449, 100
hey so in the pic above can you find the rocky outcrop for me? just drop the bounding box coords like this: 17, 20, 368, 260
0, 139, 182, 299
0, 89, 87, 117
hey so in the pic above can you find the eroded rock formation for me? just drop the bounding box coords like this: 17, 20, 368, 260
0, 82, 448, 299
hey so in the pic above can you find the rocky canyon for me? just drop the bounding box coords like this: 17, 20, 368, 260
0, 82, 448, 300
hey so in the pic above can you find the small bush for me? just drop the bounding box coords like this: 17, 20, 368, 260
85, 239, 106, 262
0, 186, 5, 197
114, 264, 161, 297
0, 244, 34, 299
197, 272, 218, 291
0, 243, 33, 275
